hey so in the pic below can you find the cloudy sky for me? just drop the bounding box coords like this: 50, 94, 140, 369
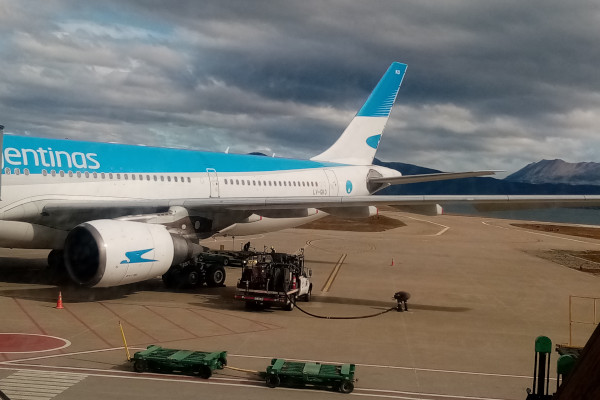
1, 1, 599, 176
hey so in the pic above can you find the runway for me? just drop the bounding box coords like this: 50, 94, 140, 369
1, 211, 599, 400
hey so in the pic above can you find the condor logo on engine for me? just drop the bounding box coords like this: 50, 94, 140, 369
121, 249, 157, 264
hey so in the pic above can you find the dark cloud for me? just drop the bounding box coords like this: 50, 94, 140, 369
1, 0, 599, 174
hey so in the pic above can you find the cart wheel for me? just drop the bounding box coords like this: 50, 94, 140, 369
206, 265, 226, 287
198, 365, 212, 379
133, 359, 148, 373
266, 374, 280, 388
339, 380, 354, 393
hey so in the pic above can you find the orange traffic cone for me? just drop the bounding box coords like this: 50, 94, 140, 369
55, 291, 64, 309
390, 258, 395, 266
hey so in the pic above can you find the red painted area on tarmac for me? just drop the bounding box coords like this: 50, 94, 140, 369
0, 333, 70, 353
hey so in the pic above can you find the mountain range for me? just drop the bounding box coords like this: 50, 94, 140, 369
373, 159, 600, 196
505, 159, 600, 186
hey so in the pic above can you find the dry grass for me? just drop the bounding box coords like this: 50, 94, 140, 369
514, 223, 600, 276
512, 223, 600, 240
297, 215, 405, 232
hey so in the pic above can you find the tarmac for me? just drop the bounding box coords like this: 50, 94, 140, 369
1, 211, 599, 400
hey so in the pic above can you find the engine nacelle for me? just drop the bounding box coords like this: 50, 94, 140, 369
64, 220, 196, 288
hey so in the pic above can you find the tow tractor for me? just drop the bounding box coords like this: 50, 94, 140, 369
235, 250, 312, 310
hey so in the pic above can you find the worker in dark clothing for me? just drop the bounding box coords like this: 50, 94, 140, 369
243, 241, 251, 251
393, 291, 410, 312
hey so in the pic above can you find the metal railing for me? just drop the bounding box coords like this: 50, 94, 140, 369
568, 295, 599, 347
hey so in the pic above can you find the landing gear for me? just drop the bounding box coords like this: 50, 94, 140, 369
162, 258, 226, 289
206, 265, 226, 287
47, 250, 69, 283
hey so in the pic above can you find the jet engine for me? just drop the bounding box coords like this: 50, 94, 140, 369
64, 220, 197, 288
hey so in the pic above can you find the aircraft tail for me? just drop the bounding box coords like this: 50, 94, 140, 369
0, 124, 3, 200
311, 62, 407, 165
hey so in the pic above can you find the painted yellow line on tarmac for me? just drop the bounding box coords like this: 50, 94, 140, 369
321, 253, 347, 292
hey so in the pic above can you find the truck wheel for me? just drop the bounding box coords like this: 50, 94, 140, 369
133, 359, 148, 373
206, 265, 226, 287
284, 295, 295, 311
304, 288, 312, 302
339, 380, 354, 393
197, 365, 212, 379
266, 374, 280, 388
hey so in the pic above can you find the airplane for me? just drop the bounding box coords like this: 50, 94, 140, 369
2, 62, 599, 289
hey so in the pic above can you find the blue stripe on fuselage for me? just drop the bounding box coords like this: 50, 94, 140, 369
2, 135, 344, 174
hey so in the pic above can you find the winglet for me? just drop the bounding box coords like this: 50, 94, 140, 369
311, 62, 407, 165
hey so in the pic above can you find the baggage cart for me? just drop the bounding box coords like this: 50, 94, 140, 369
265, 358, 356, 393
132, 345, 227, 379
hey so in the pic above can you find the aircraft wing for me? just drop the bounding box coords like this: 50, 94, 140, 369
368, 170, 500, 185
36, 194, 600, 214
6, 194, 598, 230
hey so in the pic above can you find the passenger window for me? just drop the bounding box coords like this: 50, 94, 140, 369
24, 169, 30, 176
51, 170, 56, 177
60, 171, 65, 177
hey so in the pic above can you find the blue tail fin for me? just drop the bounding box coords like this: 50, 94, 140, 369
311, 62, 407, 165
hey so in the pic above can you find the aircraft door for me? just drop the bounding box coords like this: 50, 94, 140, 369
207, 168, 219, 198
324, 169, 339, 196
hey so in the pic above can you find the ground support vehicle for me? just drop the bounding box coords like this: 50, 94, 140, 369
265, 358, 356, 393
199, 250, 252, 267
235, 251, 312, 310
162, 255, 226, 289
132, 345, 227, 379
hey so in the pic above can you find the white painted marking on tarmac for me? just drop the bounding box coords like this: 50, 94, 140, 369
0, 363, 516, 400
2, 346, 132, 364
0, 370, 86, 400
482, 221, 600, 245
404, 216, 450, 236
227, 354, 533, 380
352, 391, 510, 400
0, 333, 71, 354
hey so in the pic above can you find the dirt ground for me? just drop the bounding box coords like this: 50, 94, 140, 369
298, 214, 405, 232
514, 223, 600, 276
512, 223, 600, 241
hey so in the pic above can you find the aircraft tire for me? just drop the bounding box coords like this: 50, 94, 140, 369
206, 265, 226, 287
